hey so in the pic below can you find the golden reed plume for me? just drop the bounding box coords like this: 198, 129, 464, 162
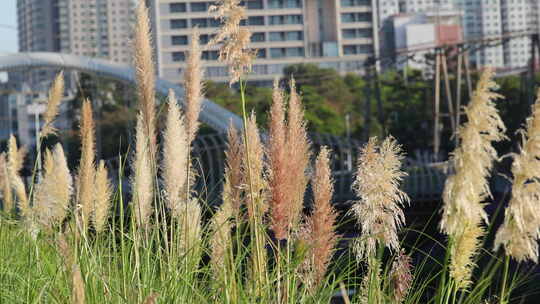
77, 100, 95, 230
41, 72, 65, 137
494, 89, 540, 262
184, 30, 203, 144
92, 160, 112, 233
7, 135, 29, 217
134, 1, 157, 158
439, 68, 506, 288
0, 153, 13, 213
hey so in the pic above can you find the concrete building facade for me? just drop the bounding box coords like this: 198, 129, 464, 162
148, 0, 380, 84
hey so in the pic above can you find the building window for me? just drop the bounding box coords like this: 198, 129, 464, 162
200, 34, 216, 44
170, 19, 187, 29
270, 47, 304, 58
341, 12, 371, 23
190, 2, 209, 12
202, 50, 219, 60
340, 0, 369, 6
269, 31, 303, 41
267, 0, 302, 9
171, 35, 188, 45
251, 32, 266, 42
172, 51, 185, 62
343, 44, 373, 55
241, 0, 264, 9
268, 15, 302, 25
256, 49, 266, 58
192, 18, 208, 28
342, 28, 372, 39
169, 3, 186, 13
241, 16, 265, 26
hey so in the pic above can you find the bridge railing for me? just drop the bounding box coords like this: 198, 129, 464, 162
104, 133, 449, 205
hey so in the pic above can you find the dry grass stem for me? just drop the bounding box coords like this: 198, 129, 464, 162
209, 0, 256, 85
41, 72, 65, 137
7, 135, 29, 217
162, 90, 189, 218
34, 144, 72, 230
57, 234, 85, 304
132, 113, 153, 229
92, 160, 112, 233
494, 89, 540, 262
184, 30, 203, 144
352, 136, 409, 260
134, 1, 157, 158
77, 100, 96, 230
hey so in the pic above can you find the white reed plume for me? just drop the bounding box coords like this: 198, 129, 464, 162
494, 90, 540, 262
352, 136, 410, 260
7, 135, 29, 217
162, 90, 189, 218
41, 72, 65, 137
132, 113, 153, 229
92, 160, 112, 233
34, 144, 72, 230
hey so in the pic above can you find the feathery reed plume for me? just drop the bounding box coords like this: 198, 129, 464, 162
7, 135, 29, 217
77, 100, 95, 230
243, 112, 267, 218
0, 153, 12, 213
224, 123, 243, 218
134, 1, 157, 158
352, 136, 409, 260
34, 144, 72, 230
390, 250, 414, 303
439, 68, 506, 288
285, 79, 310, 232
184, 30, 203, 143
132, 113, 153, 229
268, 79, 311, 240
41, 72, 65, 137
440, 68, 506, 236
494, 90, 540, 262
450, 221, 484, 289
57, 234, 85, 304
92, 160, 111, 233
162, 90, 189, 218
209, 0, 256, 85
300, 147, 338, 289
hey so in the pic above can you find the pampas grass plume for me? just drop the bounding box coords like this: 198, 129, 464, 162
162, 90, 188, 218
223, 123, 243, 217
77, 100, 95, 229
34, 144, 72, 229
352, 136, 409, 260
7, 135, 29, 217
134, 1, 157, 158
0, 153, 12, 213
243, 113, 267, 219
92, 160, 111, 233
494, 89, 540, 262
132, 113, 153, 229
41, 72, 64, 137
184, 30, 203, 143
390, 249, 414, 303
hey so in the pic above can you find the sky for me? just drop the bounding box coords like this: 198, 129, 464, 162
0, 0, 18, 54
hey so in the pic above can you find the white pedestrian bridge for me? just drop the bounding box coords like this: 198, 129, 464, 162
0, 52, 243, 133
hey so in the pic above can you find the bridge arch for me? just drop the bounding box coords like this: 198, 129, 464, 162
0, 52, 243, 133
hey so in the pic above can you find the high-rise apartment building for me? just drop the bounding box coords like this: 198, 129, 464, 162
148, 0, 379, 84
57, 0, 136, 64
17, 0, 136, 66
